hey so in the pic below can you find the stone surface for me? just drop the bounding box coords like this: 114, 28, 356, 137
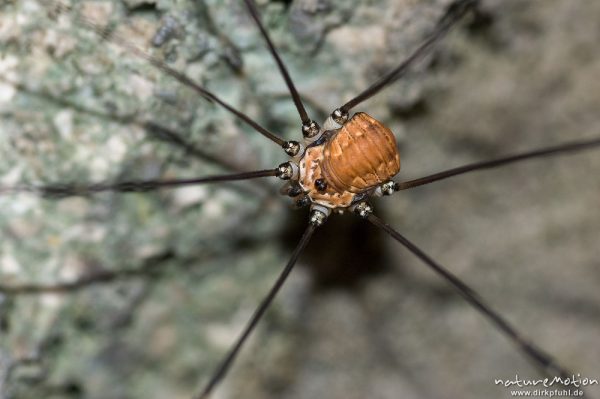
1, 1, 599, 399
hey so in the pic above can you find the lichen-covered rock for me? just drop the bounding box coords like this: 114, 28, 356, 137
1, 1, 599, 399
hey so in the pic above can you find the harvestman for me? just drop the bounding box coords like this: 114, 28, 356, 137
2, 0, 600, 398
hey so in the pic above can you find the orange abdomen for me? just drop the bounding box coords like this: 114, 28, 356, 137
321, 113, 400, 193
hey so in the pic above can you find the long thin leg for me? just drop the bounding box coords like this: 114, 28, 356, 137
48, 1, 285, 146
397, 136, 600, 190
0, 169, 279, 198
0, 76, 247, 172
242, 0, 311, 126
0, 251, 174, 295
339, 0, 477, 114
195, 222, 317, 399
364, 212, 573, 379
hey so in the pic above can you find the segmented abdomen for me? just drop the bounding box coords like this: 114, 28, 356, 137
321, 112, 401, 193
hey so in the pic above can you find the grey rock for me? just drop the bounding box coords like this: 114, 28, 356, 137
0, 1, 599, 399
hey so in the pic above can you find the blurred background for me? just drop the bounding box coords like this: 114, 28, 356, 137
1, 0, 599, 398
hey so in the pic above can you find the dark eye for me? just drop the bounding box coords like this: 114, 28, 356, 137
315, 178, 328, 192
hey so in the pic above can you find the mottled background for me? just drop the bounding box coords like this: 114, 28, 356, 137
1, 0, 599, 398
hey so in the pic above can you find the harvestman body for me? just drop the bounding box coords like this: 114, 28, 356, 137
283, 111, 400, 212
2, 0, 600, 398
